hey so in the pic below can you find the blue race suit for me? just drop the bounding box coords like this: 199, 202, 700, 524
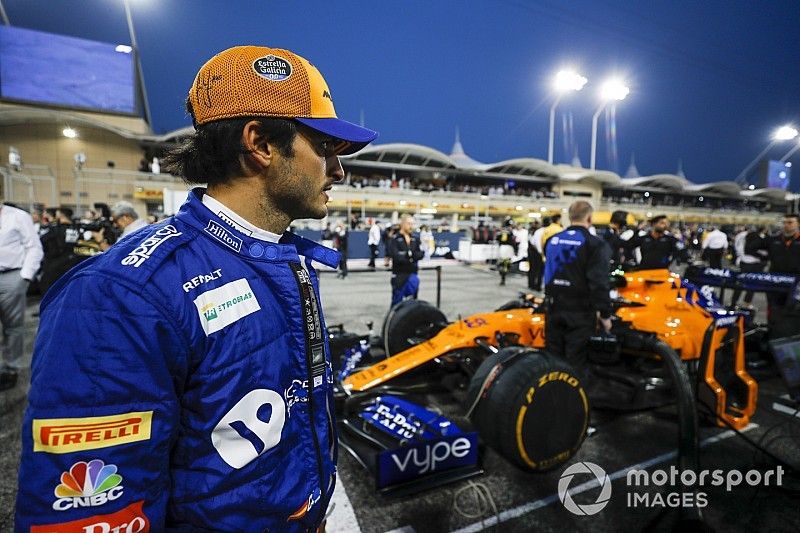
16, 189, 341, 532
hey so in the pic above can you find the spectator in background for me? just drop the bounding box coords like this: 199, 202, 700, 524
112, 201, 149, 240
383, 223, 396, 267
389, 215, 424, 306
334, 223, 349, 278
496, 222, 517, 286
539, 213, 563, 257
419, 224, 435, 261
702, 225, 728, 268
527, 220, 542, 291
0, 199, 44, 391
368, 220, 382, 268
731, 226, 768, 307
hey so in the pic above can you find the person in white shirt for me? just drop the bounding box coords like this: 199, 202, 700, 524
702, 226, 728, 268
0, 201, 44, 390
368, 220, 382, 268
112, 201, 150, 239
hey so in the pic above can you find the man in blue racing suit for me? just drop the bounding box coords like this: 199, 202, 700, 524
16, 45, 377, 532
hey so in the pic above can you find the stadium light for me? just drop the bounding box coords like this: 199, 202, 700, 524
735, 124, 798, 185
774, 125, 799, 141
62, 127, 77, 139
548, 69, 587, 165
591, 79, 629, 170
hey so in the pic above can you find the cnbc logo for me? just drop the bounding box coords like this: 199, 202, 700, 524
52, 459, 124, 511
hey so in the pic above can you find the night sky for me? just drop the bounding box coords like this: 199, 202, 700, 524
4, 0, 800, 188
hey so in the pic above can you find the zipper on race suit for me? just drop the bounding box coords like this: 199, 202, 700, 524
289, 262, 328, 524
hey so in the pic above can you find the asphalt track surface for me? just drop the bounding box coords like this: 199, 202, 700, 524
2, 261, 799, 532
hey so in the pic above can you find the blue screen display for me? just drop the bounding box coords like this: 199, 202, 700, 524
0, 25, 135, 114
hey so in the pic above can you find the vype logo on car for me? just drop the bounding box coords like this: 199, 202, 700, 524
376, 432, 479, 488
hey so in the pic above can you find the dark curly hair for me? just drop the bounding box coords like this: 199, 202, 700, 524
161, 98, 298, 186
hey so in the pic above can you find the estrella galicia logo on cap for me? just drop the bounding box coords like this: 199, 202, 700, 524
252, 55, 292, 81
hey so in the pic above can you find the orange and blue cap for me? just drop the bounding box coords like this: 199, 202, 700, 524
189, 45, 378, 155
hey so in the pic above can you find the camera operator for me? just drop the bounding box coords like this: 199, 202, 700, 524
92, 201, 147, 250
38, 207, 82, 294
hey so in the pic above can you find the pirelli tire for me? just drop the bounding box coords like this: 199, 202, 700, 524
382, 300, 448, 356
466, 347, 589, 472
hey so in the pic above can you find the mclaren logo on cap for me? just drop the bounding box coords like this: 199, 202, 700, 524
252, 55, 292, 81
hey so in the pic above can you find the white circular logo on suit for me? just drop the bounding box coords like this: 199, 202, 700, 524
551, 236, 559, 245
252, 55, 292, 81
558, 461, 612, 515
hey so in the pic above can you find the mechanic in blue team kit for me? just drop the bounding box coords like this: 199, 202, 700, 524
389, 214, 425, 306
16, 45, 377, 532
544, 201, 613, 378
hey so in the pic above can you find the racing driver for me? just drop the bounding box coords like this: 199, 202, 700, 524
16, 45, 377, 532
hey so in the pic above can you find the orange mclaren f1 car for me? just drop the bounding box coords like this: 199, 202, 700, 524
330, 266, 798, 494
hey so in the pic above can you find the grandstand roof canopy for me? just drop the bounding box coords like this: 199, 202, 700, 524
620, 175, 690, 191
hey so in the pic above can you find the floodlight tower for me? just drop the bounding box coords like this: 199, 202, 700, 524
548, 70, 587, 165
590, 79, 629, 170
124, 0, 152, 127
735, 125, 798, 186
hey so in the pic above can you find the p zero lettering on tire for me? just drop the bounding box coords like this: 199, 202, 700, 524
466, 347, 589, 471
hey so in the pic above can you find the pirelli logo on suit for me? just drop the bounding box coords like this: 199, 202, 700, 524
32, 411, 153, 453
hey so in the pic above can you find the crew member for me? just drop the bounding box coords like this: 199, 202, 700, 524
628, 215, 688, 270
389, 214, 424, 306
16, 45, 378, 532
544, 201, 612, 378
767, 213, 800, 338
0, 201, 43, 391
602, 210, 629, 270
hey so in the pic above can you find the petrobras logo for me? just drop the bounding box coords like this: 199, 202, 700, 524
121, 225, 182, 268
52, 459, 124, 511
252, 54, 292, 81
205, 220, 242, 252
33, 412, 152, 454
31, 500, 150, 533
193, 278, 261, 335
